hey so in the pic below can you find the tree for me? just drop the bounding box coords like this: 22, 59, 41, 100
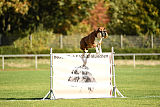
36, 0, 94, 34
107, 0, 160, 35
0, 0, 30, 45
82, 1, 109, 30
108, 0, 139, 35
135, 0, 160, 35
0, 0, 30, 33
0, 0, 94, 45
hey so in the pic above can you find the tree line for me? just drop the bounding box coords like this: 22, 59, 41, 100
0, 0, 160, 45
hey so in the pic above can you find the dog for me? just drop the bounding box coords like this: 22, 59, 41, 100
80, 27, 108, 53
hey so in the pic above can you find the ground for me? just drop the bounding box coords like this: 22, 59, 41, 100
0, 59, 160, 107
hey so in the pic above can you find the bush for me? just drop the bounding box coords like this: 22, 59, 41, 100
0, 46, 23, 54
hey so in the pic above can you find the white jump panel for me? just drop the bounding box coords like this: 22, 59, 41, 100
52, 53, 113, 99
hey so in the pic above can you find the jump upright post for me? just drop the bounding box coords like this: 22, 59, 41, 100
112, 47, 116, 97
112, 47, 124, 98
42, 48, 55, 100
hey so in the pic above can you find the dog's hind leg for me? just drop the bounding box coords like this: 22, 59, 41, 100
84, 48, 88, 53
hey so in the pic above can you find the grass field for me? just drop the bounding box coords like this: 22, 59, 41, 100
0, 59, 160, 107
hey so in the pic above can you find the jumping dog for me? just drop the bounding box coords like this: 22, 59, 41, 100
80, 27, 108, 53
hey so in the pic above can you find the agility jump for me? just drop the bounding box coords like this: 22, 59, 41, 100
42, 47, 124, 100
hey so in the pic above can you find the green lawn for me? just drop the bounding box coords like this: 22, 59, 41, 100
0, 64, 160, 107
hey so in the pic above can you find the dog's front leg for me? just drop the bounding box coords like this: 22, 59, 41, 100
95, 45, 99, 54
98, 38, 103, 54
95, 44, 102, 54
99, 44, 102, 54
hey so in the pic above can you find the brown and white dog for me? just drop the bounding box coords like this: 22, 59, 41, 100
80, 27, 108, 53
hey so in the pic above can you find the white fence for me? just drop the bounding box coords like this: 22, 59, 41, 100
0, 54, 49, 70
115, 53, 160, 68
0, 53, 160, 70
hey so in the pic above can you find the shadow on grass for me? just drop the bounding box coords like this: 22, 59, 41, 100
0, 98, 44, 100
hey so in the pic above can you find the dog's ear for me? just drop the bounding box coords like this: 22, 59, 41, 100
97, 27, 100, 32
